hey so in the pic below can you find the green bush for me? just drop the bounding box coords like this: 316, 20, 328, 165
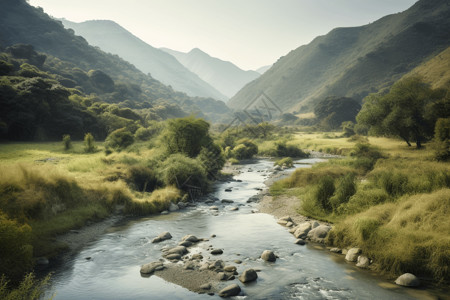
83, 133, 96, 153
275, 141, 308, 158
126, 166, 160, 192
161, 154, 208, 193
0, 213, 33, 282
338, 188, 390, 215
197, 143, 225, 178
0, 273, 52, 300
105, 128, 134, 151
62, 134, 72, 151
329, 173, 356, 212
314, 176, 335, 211
231, 139, 258, 159
433, 118, 450, 161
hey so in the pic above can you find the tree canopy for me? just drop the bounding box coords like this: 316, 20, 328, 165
356, 77, 448, 148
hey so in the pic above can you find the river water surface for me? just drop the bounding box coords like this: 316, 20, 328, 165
45, 159, 437, 299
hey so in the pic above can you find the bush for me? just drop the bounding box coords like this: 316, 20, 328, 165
83, 133, 96, 153
0, 273, 52, 300
126, 166, 160, 192
197, 143, 225, 178
433, 118, 450, 161
105, 128, 134, 151
231, 139, 258, 159
275, 141, 309, 158
161, 154, 208, 193
62, 134, 72, 150
314, 176, 335, 211
329, 173, 356, 212
0, 213, 33, 282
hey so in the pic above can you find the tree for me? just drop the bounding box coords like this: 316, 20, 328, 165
357, 77, 443, 148
84, 133, 96, 153
162, 116, 212, 158
105, 128, 134, 151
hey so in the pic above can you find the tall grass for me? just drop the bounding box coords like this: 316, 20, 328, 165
124, 186, 182, 215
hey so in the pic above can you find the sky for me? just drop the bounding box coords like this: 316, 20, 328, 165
29, 0, 417, 71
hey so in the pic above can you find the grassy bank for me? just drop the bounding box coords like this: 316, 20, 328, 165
270, 133, 450, 284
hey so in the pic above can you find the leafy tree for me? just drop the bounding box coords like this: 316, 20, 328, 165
161, 154, 208, 193
357, 77, 444, 148
231, 139, 258, 159
197, 143, 225, 178
162, 116, 212, 158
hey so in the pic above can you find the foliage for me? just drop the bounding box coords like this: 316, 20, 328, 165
314, 176, 335, 211
0, 213, 33, 282
197, 143, 226, 178
329, 173, 356, 211
124, 186, 181, 215
0, 273, 52, 300
274, 141, 309, 158
62, 134, 72, 150
162, 117, 212, 158
230, 139, 258, 160
161, 154, 208, 193
83, 133, 96, 153
357, 77, 448, 148
125, 166, 160, 192
105, 128, 134, 151
432, 118, 450, 161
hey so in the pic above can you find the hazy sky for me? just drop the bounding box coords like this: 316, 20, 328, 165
29, 0, 417, 70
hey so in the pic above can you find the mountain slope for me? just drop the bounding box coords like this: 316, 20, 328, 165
256, 65, 272, 75
0, 0, 230, 121
162, 48, 260, 98
228, 0, 450, 113
60, 19, 227, 101
403, 46, 450, 89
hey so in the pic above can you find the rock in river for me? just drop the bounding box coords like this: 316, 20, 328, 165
345, 248, 361, 262
307, 225, 331, 243
140, 261, 164, 274
356, 255, 370, 269
261, 250, 276, 262
218, 284, 241, 297
239, 269, 258, 283
152, 231, 172, 243
293, 222, 312, 239
395, 273, 420, 287
211, 249, 223, 255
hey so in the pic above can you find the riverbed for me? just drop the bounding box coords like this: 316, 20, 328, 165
44, 159, 439, 299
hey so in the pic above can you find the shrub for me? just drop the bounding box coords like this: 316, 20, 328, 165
329, 173, 356, 212
338, 188, 390, 215
161, 154, 208, 193
231, 139, 258, 159
274, 141, 309, 158
197, 143, 225, 178
433, 118, 450, 161
0, 213, 33, 282
105, 128, 134, 151
83, 133, 96, 153
0, 273, 52, 300
314, 176, 335, 211
62, 134, 72, 151
126, 166, 160, 192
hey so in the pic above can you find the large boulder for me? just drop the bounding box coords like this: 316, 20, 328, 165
152, 231, 172, 243
345, 248, 361, 262
307, 225, 332, 243
140, 261, 164, 274
395, 273, 420, 287
239, 269, 258, 283
182, 235, 200, 243
164, 246, 187, 256
261, 250, 276, 262
218, 284, 241, 297
293, 222, 312, 239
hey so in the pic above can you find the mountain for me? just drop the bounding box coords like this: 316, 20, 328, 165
256, 65, 272, 74
403, 46, 450, 89
228, 0, 450, 113
60, 19, 227, 101
162, 48, 260, 98
0, 0, 230, 122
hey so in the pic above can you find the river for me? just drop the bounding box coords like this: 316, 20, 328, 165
44, 159, 437, 299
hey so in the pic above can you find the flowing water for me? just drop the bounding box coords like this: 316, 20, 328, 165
45, 159, 439, 299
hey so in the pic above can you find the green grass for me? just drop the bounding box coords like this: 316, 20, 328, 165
270, 132, 450, 283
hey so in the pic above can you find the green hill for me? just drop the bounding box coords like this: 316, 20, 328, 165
228, 0, 450, 113
403, 46, 450, 89
0, 0, 230, 122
